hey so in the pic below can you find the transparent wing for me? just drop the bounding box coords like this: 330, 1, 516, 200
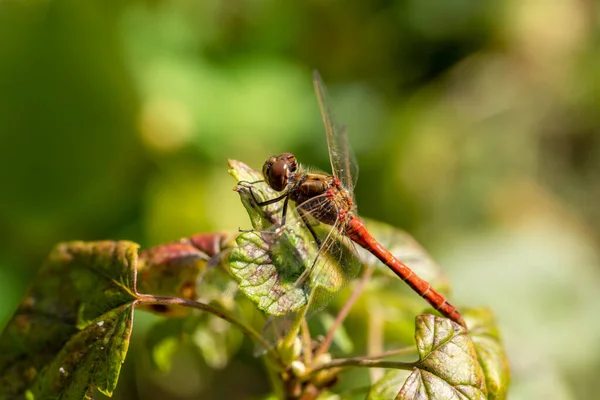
302, 215, 361, 317
313, 71, 359, 201
338, 124, 359, 195
284, 192, 362, 316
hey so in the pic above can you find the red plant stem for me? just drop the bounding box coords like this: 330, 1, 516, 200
314, 264, 373, 358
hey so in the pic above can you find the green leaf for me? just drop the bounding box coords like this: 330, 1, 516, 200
229, 229, 313, 316
0, 241, 140, 399
368, 370, 412, 400
464, 308, 510, 400
397, 315, 487, 399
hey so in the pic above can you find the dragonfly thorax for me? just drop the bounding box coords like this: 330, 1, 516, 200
263, 153, 299, 192
291, 175, 353, 226
263, 152, 354, 227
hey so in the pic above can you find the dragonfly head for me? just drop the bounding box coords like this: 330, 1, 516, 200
263, 153, 298, 192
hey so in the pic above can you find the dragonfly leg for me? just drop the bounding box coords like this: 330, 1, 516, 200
297, 208, 322, 248
242, 182, 292, 227
256, 192, 289, 207
237, 181, 264, 203
240, 180, 289, 208
279, 195, 290, 226
243, 196, 290, 235
237, 179, 265, 186
237, 180, 285, 206
237, 182, 295, 235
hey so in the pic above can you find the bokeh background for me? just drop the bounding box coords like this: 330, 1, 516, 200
1, 0, 599, 399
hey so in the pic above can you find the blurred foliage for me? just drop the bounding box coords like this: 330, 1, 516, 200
0, 241, 139, 398
0, 0, 599, 399
0, 234, 508, 399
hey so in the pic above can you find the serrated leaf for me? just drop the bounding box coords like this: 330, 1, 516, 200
0, 241, 140, 399
229, 229, 313, 316
397, 315, 486, 399
464, 308, 510, 400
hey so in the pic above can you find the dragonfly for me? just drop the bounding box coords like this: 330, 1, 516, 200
243, 71, 465, 328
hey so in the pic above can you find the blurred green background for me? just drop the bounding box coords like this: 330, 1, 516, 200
1, 0, 599, 398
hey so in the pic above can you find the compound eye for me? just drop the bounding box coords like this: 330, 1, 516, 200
263, 156, 288, 192
262, 157, 275, 183
280, 153, 298, 174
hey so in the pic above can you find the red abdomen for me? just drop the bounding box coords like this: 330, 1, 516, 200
345, 217, 466, 327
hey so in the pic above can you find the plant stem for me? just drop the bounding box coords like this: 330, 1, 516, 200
308, 357, 416, 377
367, 303, 385, 383
301, 318, 313, 366
137, 294, 284, 368
315, 265, 374, 357
280, 305, 308, 353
